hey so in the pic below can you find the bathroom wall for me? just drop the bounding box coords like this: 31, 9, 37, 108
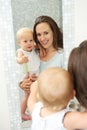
75, 0, 87, 44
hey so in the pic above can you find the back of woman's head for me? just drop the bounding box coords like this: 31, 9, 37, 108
68, 40, 87, 108
33, 15, 63, 49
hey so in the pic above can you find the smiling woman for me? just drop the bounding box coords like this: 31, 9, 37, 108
0, 0, 75, 130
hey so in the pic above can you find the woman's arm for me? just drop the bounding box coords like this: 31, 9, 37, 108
64, 111, 87, 129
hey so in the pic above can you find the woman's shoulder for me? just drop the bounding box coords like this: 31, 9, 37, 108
57, 48, 64, 53
56, 48, 64, 57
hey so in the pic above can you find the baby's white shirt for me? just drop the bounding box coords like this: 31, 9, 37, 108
17, 48, 40, 81
31, 102, 71, 130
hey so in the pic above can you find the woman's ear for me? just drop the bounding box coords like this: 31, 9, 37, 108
71, 89, 76, 99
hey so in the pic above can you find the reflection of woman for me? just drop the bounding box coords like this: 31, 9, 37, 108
34, 15, 64, 72
20, 15, 64, 105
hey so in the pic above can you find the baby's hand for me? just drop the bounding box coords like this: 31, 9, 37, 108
22, 55, 29, 63
30, 74, 37, 82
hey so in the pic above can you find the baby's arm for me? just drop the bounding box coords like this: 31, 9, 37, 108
64, 111, 87, 129
16, 50, 28, 64
27, 81, 39, 115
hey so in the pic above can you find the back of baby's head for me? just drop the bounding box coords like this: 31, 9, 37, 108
38, 67, 74, 110
16, 27, 33, 41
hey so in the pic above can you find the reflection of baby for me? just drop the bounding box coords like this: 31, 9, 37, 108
16, 27, 40, 121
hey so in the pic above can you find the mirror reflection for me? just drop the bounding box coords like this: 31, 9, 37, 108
11, 0, 62, 127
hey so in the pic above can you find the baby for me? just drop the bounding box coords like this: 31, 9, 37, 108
28, 67, 87, 130
16, 27, 40, 121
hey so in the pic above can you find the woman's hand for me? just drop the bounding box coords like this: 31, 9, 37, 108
19, 74, 32, 91
19, 73, 37, 92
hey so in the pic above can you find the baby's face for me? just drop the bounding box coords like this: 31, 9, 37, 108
19, 32, 35, 52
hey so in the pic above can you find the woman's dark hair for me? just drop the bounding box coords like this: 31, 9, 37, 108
68, 40, 87, 108
33, 15, 63, 49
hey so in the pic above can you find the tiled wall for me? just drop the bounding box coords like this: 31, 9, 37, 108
0, 0, 75, 130
62, 0, 75, 68
0, 0, 21, 130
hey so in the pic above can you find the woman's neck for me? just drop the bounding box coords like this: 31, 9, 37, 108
46, 47, 57, 54
40, 47, 57, 61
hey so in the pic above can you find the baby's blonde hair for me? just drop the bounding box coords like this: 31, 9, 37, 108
37, 67, 74, 111
16, 27, 33, 42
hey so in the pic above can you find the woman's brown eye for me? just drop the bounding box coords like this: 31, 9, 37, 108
24, 40, 27, 43
45, 32, 48, 35
37, 33, 41, 37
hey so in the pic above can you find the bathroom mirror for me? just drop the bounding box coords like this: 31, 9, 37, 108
11, 0, 63, 127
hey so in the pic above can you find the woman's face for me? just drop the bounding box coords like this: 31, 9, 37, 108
35, 22, 54, 49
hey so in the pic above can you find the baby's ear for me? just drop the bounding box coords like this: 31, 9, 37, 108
17, 40, 21, 45
18, 42, 20, 45
37, 92, 40, 100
